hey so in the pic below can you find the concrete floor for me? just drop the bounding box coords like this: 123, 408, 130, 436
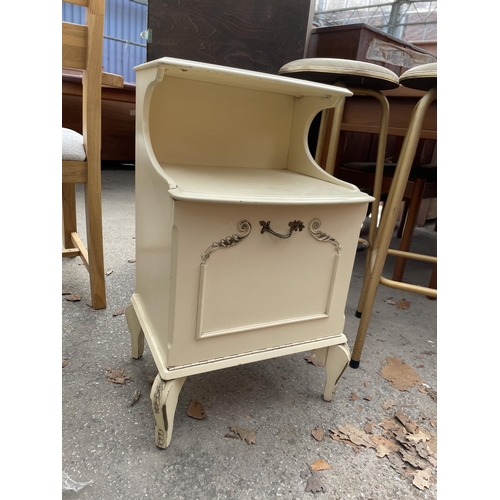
62, 168, 437, 499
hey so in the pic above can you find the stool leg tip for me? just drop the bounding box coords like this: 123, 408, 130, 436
355, 311, 362, 318
349, 359, 360, 369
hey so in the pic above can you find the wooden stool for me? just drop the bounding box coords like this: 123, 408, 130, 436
350, 62, 437, 368
392, 163, 437, 283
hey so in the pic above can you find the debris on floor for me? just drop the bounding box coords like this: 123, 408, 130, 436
311, 427, 325, 442
65, 294, 82, 302
105, 367, 131, 385
329, 411, 437, 490
381, 357, 423, 391
305, 470, 327, 494
396, 298, 411, 310
130, 389, 141, 406
310, 459, 331, 471
228, 425, 256, 444
187, 399, 207, 419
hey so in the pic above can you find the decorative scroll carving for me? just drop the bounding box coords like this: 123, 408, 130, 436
309, 218, 341, 254
259, 220, 305, 239
152, 378, 166, 414
201, 220, 252, 263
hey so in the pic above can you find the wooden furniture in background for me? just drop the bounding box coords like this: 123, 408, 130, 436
306, 23, 436, 76
333, 87, 437, 235
62, 70, 135, 164
305, 23, 437, 229
62, 0, 124, 309
145, 0, 314, 74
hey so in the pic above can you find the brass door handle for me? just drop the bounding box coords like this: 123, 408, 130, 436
259, 220, 305, 239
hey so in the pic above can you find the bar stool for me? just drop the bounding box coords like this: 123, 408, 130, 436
278, 58, 400, 291
350, 62, 437, 368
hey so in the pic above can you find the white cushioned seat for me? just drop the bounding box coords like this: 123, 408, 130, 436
399, 63, 437, 91
62, 127, 86, 161
279, 58, 400, 91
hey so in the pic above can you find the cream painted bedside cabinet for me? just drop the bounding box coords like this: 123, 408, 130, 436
125, 57, 373, 448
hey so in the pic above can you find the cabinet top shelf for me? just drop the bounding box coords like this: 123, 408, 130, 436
135, 57, 352, 99
162, 164, 369, 205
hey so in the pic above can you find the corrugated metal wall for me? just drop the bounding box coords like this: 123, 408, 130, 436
62, 0, 147, 83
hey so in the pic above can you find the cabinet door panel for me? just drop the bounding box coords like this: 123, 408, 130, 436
165, 201, 365, 367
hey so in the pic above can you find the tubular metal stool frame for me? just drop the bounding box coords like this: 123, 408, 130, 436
278, 59, 399, 295
319, 87, 390, 296
350, 63, 437, 368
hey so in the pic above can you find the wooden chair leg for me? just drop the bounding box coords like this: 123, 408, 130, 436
427, 263, 437, 300
392, 178, 426, 282
84, 177, 106, 310
62, 183, 77, 249
397, 200, 409, 238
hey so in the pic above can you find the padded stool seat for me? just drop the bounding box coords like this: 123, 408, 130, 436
278, 58, 400, 90
399, 62, 437, 91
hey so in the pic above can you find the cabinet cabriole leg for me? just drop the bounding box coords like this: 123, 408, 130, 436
125, 304, 144, 359
322, 343, 350, 402
150, 375, 186, 449
311, 347, 328, 366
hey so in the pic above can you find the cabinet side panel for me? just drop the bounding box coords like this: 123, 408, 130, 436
134, 70, 178, 366
134, 164, 176, 364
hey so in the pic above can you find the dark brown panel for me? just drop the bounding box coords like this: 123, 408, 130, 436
147, 0, 313, 74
